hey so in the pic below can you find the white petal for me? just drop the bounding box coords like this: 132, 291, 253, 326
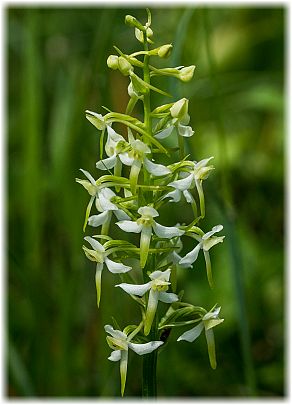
113, 209, 130, 221
99, 188, 117, 211
128, 341, 163, 355
203, 236, 225, 251
202, 225, 224, 240
149, 269, 171, 282
177, 322, 204, 342
96, 155, 117, 170
104, 325, 127, 340
154, 126, 174, 139
168, 174, 194, 191
178, 123, 194, 137
183, 189, 194, 203
138, 206, 159, 218
143, 157, 171, 176
79, 168, 96, 185
164, 189, 181, 203
105, 257, 132, 274
195, 156, 214, 170
115, 282, 151, 296
116, 220, 142, 233
84, 236, 105, 252
119, 153, 134, 166
153, 222, 184, 238
131, 139, 151, 154
158, 291, 179, 303
203, 307, 221, 321
88, 211, 110, 227
107, 126, 124, 143
108, 350, 122, 362
179, 243, 202, 266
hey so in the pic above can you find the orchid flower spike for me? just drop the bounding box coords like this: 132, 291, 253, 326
179, 225, 225, 288
83, 236, 132, 307
177, 306, 224, 369
105, 324, 163, 396
116, 269, 178, 335
116, 206, 184, 268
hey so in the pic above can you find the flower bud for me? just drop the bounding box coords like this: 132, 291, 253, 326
135, 28, 144, 43
125, 15, 145, 31
107, 55, 119, 70
118, 56, 133, 76
170, 98, 189, 121
179, 65, 196, 82
157, 44, 173, 58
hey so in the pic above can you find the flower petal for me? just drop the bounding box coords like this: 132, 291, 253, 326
113, 209, 131, 221
96, 155, 117, 170
164, 189, 182, 203
203, 236, 225, 251
120, 350, 128, 396
128, 341, 164, 355
153, 222, 184, 238
178, 123, 194, 137
158, 291, 179, 303
177, 322, 204, 342
168, 174, 194, 191
105, 257, 132, 274
95, 263, 103, 307
99, 187, 117, 211
183, 189, 194, 203
79, 168, 96, 185
179, 243, 202, 266
143, 157, 171, 176
140, 225, 152, 269
104, 325, 127, 340
138, 206, 159, 218
88, 211, 110, 227
84, 236, 105, 252
108, 350, 121, 362
107, 125, 125, 143
202, 225, 224, 240
205, 328, 217, 369
149, 269, 171, 281
119, 153, 134, 166
115, 282, 151, 296
154, 125, 174, 139
144, 289, 159, 336
116, 220, 142, 233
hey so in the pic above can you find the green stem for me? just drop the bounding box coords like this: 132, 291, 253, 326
142, 314, 158, 397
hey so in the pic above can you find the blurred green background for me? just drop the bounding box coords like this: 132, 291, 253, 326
8, 5, 285, 397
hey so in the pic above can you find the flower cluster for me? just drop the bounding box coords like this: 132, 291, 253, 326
77, 9, 225, 397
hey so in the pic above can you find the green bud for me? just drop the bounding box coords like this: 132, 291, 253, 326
125, 15, 145, 31
170, 98, 189, 120
107, 55, 119, 70
130, 74, 149, 95
157, 44, 173, 58
118, 56, 133, 76
179, 65, 196, 82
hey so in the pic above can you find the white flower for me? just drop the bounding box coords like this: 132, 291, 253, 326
166, 157, 214, 215
116, 206, 184, 268
95, 126, 127, 171
177, 306, 224, 369
83, 236, 132, 307
85, 110, 106, 130
116, 269, 178, 336
88, 187, 130, 229
179, 225, 225, 288
105, 324, 163, 396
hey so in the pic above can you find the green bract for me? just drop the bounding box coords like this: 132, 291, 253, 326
77, 9, 225, 397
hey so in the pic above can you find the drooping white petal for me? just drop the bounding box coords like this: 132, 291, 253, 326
119, 153, 134, 166
116, 220, 143, 233
96, 155, 117, 170
154, 125, 174, 139
178, 123, 194, 137
202, 225, 224, 240
105, 257, 132, 274
80, 168, 96, 185
179, 243, 202, 266
143, 157, 171, 176
158, 291, 179, 303
128, 341, 164, 355
138, 206, 159, 218
99, 188, 117, 211
84, 236, 105, 252
104, 325, 127, 340
177, 321, 204, 342
108, 350, 122, 362
183, 189, 194, 203
115, 282, 151, 296
88, 211, 110, 227
164, 189, 182, 203
168, 173, 194, 191
153, 222, 184, 239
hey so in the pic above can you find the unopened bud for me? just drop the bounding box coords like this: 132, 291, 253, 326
157, 44, 173, 58
107, 55, 119, 70
125, 15, 145, 31
179, 65, 196, 82
118, 56, 133, 76
170, 98, 189, 121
